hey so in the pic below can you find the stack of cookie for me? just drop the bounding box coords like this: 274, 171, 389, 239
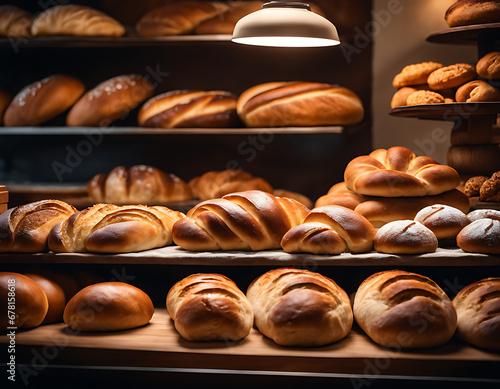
464, 171, 500, 203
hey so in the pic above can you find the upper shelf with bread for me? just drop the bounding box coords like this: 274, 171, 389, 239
425, 22, 500, 45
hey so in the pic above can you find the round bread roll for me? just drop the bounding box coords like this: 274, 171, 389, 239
455, 80, 500, 103
67, 74, 154, 127
25, 273, 66, 324
0, 90, 12, 126
390, 85, 428, 109
344, 146, 460, 197
0, 272, 48, 330
138, 90, 240, 128
453, 277, 500, 350
427, 63, 476, 91
167, 273, 253, 341
479, 171, 500, 202
246, 268, 353, 347
237, 81, 364, 127
4, 75, 85, 126
0, 5, 33, 37
374, 220, 438, 254
31, 5, 125, 37
392, 62, 443, 89
406, 90, 445, 105
447, 144, 500, 176
63, 282, 154, 331
414, 204, 469, 239
457, 218, 500, 254
467, 209, 500, 222
477, 52, 500, 80
353, 270, 457, 348
445, 0, 500, 27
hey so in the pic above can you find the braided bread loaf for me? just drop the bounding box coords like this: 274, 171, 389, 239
0, 200, 77, 253
246, 268, 353, 346
48, 204, 184, 253
344, 146, 461, 197
87, 165, 193, 204
281, 205, 375, 254
167, 273, 253, 341
172, 190, 309, 251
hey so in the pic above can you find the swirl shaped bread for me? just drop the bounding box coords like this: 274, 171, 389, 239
167, 273, 253, 341
172, 190, 309, 251
246, 268, 353, 346
0, 272, 48, 330
353, 270, 457, 348
87, 165, 193, 204
138, 90, 239, 128
48, 203, 184, 253
31, 5, 125, 37
374, 220, 438, 254
0, 5, 33, 37
414, 204, 469, 239
67, 75, 154, 127
344, 146, 460, 197
0, 90, 12, 125
457, 218, 500, 254
189, 169, 273, 200
63, 282, 154, 331
237, 81, 364, 127
445, 0, 500, 27
25, 273, 66, 324
0, 200, 77, 253
3, 74, 85, 126
453, 277, 500, 350
281, 205, 375, 254
136, 1, 229, 36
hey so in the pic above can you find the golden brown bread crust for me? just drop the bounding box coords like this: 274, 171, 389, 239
453, 277, 500, 350
195, 1, 264, 34
406, 90, 445, 105
246, 268, 353, 346
63, 282, 154, 331
4, 75, 85, 126
272, 189, 313, 209
414, 204, 470, 239
87, 165, 193, 204
392, 62, 443, 89
464, 175, 489, 197
428, 63, 477, 91
167, 273, 253, 341
344, 146, 461, 197
447, 144, 500, 176
374, 220, 438, 254
281, 205, 375, 254
67, 74, 154, 127
48, 203, 184, 253
455, 80, 500, 102
25, 273, 66, 325
0, 272, 48, 330
477, 52, 500, 79
0, 5, 32, 37
0, 90, 12, 126
390, 85, 427, 108
136, 1, 229, 36
457, 218, 500, 254
0, 200, 77, 253
138, 90, 239, 128
189, 169, 273, 200
31, 5, 125, 37
172, 190, 309, 251
445, 0, 500, 27
237, 81, 364, 127
353, 270, 457, 348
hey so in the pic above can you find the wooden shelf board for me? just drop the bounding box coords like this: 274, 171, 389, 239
0, 247, 498, 266
3, 310, 499, 379
426, 22, 500, 45
389, 103, 500, 121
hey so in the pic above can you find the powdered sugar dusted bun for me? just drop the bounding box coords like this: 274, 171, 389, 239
467, 209, 500, 222
457, 219, 500, 254
374, 220, 438, 254
414, 204, 469, 239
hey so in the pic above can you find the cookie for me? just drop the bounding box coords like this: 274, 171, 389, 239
428, 63, 477, 91
392, 62, 443, 88
479, 171, 500, 202
464, 175, 489, 197
406, 90, 445, 105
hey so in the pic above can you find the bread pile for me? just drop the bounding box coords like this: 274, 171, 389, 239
445, 0, 500, 28
464, 170, 500, 202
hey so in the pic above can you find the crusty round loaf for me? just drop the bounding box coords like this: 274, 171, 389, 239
67, 75, 154, 127
167, 273, 253, 341
477, 52, 500, 80
390, 85, 428, 108
406, 90, 445, 105
31, 5, 125, 37
139, 90, 240, 128
237, 81, 364, 127
447, 144, 500, 176
392, 62, 443, 89
427, 63, 476, 91
0, 5, 32, 37
414, 204, 469, 239
281, 205, 375, 254
374, 220, 438, 254
455, 80, 500, 103
0, 90, 12, 126
353, 270, 457, 348
344, 146, 461, 197
247, 268, 353, 347
4, 75, 85, 126
457, 218, 500, 254
195, 1, 263, 34
63, 282, 154, 331
445, 0, 500, 27
453, 277, 500, 350
25, 273, 66, 325
0, 272, 48, 330
467, 209, 500, 222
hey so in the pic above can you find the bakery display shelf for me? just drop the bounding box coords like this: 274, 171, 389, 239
469, 197, 500, 211
0, 246, 498, 266
389, 103, 500, 121
425, 22, 500, 45
2, 309, 499, 382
